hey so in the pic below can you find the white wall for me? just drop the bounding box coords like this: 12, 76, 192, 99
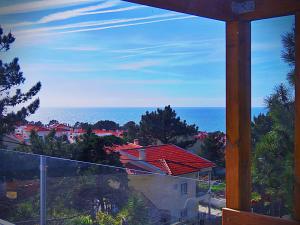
128, 172, 199, 223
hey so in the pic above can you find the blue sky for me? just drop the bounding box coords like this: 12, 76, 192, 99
0, 0, 294, 107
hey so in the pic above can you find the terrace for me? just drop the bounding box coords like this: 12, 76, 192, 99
0, 0, 300, 225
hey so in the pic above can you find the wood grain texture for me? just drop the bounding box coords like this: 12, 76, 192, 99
225, 20, 251, 211
295, 12, 300, 222
222, 208, 300, 225
123, 0, 300, 22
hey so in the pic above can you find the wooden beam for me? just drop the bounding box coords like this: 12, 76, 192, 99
222, 208, 300, 225
123, 0, 234, 21
225, 20, 251, 211
295, 12, 300, 222
237, 0, 300, 21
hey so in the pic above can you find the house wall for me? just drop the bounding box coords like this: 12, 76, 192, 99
128, 172, 199, 222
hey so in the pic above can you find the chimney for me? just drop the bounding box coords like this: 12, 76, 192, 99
138, 149, 146, 161
133, 139, 139, 145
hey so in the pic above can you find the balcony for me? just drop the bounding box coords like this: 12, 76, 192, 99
0, 149, 222, 225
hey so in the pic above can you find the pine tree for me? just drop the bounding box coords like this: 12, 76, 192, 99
139, 105, 198, 148
0, 26, 41, 141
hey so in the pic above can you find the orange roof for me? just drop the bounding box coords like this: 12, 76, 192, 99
93, 129, 123, 137
24, 125, 50, 132
112, 143, 142, 151
112, 144, 215, 176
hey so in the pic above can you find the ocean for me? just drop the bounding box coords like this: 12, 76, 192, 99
28, 107, 267, 132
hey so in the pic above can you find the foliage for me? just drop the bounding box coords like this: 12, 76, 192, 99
251, 113, 273, 145
48, 119, 59, 126
95, 193, 150, 225
96, 212, 121, 225
122, 121, 139, 142
69, 216, 93, 225
251, 27, 295, 217
0, 26, 41, 141
74, 121, 92, 130
198, 131, 226, 167
281, 27, 295, 86
211, 182, 226, 193
74, 120, 120, 131
73, 129, 125, 166
138, 105, 198, 148
93, 120, 120, 131
118, 194, 150, 225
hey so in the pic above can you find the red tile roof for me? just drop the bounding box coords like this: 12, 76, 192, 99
24, 125, 50, 132
112, 143, 142, 151
113, 144, 215, 176
93, 129, 124, 137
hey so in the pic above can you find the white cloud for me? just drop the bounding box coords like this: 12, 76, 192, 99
11, 0, 122, 27
0, 0, 99, 15
15, 12, 177, 34
59, 15, 196, 34
37, 0, 120, 24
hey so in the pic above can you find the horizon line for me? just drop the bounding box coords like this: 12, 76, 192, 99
37, 105, 266, 108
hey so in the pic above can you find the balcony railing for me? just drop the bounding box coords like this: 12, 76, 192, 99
0, 149, 221, 225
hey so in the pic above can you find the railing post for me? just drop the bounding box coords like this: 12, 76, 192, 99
225, 19, 251, 211
294, 12, 300, 222
40, 155, 47, 225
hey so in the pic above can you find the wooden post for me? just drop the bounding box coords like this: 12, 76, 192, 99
225, 20, 251, 211
295, 12, 300, 222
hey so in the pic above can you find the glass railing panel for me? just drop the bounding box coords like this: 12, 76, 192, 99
0, 149, 222, 225
0, 149, 40, 224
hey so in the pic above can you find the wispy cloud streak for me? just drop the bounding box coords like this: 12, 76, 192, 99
15, 12, 177, 34
0, 0, 99, 15
11, 1, 127, 26
59, 15, 196, 34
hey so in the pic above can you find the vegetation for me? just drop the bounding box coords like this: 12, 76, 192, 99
198, 131, 226, 168
251, 27, 295, 217
123, 105, 198, 148
0, 26, 41, 142
74, 120, 120, 131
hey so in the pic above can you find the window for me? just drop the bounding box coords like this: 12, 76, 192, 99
180, 183, 187, 195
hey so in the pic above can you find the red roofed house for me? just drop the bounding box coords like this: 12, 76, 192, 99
17, 125, 51, 144
92, 129, 124, 138
49, 123, 72, 137
107, 143, 215, 223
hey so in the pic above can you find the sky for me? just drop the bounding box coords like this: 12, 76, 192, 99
0, 0, 294, 108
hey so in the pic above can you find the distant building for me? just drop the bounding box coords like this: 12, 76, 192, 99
92, 129, 123, 138
107, 143, 215, 223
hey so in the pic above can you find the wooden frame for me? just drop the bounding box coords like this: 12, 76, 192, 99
124, 0, 300, 22
295, 12, 300, 222
223, 208, 300, 225
225, 20, 251, 211
122, 0, 300, 223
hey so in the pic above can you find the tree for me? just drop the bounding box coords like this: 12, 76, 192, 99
73, 129, 124, 165
122, 121, 139, 142
281, 27, 295, 86
74, 121, 92, 130
48, 119, 59, 126
199, 131, 226, 167
15, 129, 129, 222
251, 27, 296, 217
92, 120, 120, 131
251, 113, 273, 145
0, 26, 41, 141
139, 105, 198, 148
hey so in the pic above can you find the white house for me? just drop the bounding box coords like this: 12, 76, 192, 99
108, 144, 215, 224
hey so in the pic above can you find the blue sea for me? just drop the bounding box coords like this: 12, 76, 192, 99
28, 107, 267, 132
